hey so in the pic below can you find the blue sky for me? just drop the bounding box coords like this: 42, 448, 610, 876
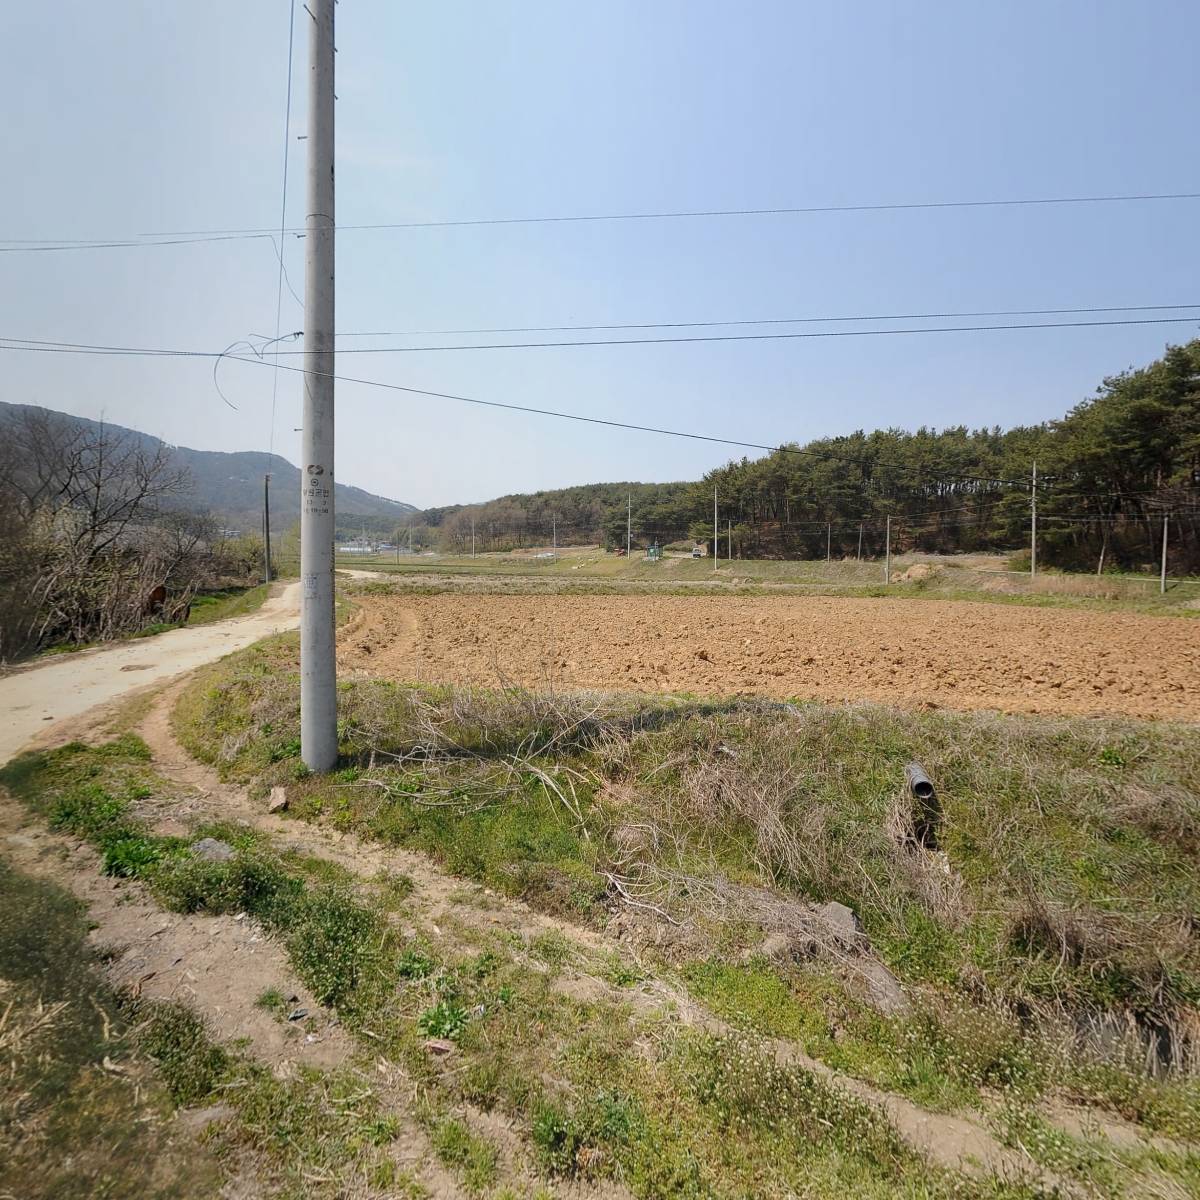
2, 0, 1198, 508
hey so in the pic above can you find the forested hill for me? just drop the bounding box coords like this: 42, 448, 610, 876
416, 481, 695, 551
412, 341, 1200, 573
0, 403, 416, 530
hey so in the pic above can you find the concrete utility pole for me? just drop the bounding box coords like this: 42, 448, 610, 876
408, 523, 413, 554
1161, 512, 1169, 594
262, 473, 272, 584
626, 492, 631, 557
471, 516, 476, 558
713, 486, 718, 571
857, 521, 863, 562
552, 514, 557, 562
826, 521, 831, 564
299, 0, 337, 772
884, 515, 891, 584
727, 518, 732, 561
1030, 460, 1038, 577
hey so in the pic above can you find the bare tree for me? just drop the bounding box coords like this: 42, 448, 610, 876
0, 409, 200, 660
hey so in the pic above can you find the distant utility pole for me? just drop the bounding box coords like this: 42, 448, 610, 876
626, 492, 631, 557
471, 516, 476, 558
1030, 460, 1038, 577
408, 523, 413, 554
262, 473, 272, 584
857, 522, 863, 562
552, 514, 557, 562
727, 518, 732, 561
299, 0, 337, 773
826, 521, 831, 564
713, 486, 718, 571
884, 515, 892, 585
1161, 512, 1169, 594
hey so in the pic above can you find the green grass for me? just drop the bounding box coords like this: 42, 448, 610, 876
8, 734, 1193, 1197
185, 582, 271, 625
428, 1115, 500, 1195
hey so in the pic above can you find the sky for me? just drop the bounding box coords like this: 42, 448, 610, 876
2, 0, 1199, 509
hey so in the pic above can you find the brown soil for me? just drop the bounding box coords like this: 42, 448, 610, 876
0, 811, 352, 1073
339, 593, 1200, 721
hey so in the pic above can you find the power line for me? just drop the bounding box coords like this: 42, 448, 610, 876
0, 232, 282, 254
4, 334, 1197, 498
4, 189, 1200, 252
0, 336, 1022, 485
229, 351, 1032, 487
333, 302, 1200, 340
268, 0, 297, 457
248, 314, 1200, 355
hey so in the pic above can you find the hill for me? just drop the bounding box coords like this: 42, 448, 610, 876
0, 402, 416, 530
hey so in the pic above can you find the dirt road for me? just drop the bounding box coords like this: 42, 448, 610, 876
341, 592, 1200, 721
0, 582, 302, 764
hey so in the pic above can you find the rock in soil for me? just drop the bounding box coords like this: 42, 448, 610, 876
191, 837, 234, 862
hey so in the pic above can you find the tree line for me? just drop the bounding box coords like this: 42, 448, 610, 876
402, 340, 1200, 573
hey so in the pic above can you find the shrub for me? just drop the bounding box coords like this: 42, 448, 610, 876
285, 887, 389, 1010
132, 1000, 231, 1105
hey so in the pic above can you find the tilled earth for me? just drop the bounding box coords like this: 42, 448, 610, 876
339, 593, 1200, 720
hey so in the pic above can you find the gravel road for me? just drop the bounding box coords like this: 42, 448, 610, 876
0, 582, 302, 764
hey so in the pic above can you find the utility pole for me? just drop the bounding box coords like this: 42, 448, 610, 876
626, 492, 631, 557
299, 0, 336, 773
857, 521, 863, 562
826, 521, 831, 564
713, 486, 718, 571
408, 523, 413, 555
262, 473, 272, 584
1161, 512, 1169, 594
1030, 460, 1038, 577
884, 515, 891, 585
552, 514, 557, 562
727, 518, 732, 561
471, 515, 476, 558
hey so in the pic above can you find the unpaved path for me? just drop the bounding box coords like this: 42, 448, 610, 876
0, 808, 352, 1072
0, 582, 302, 764
0, 569, 393, 768
342, 593, 1200, 721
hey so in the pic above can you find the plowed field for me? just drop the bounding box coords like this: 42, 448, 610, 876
338, 593, 1200, 720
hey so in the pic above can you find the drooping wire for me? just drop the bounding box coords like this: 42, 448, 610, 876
4, 189, 1200, 252
333, 302, 1200, 340
249, 313, 1200, 355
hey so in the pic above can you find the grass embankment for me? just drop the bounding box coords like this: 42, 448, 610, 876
1, 738, 1052, 1199
136, 582, 273, 637
173, 636, 1200, 1142
186, 582, 273, 625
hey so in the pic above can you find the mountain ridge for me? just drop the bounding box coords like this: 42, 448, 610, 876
0, 401, 416, 530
